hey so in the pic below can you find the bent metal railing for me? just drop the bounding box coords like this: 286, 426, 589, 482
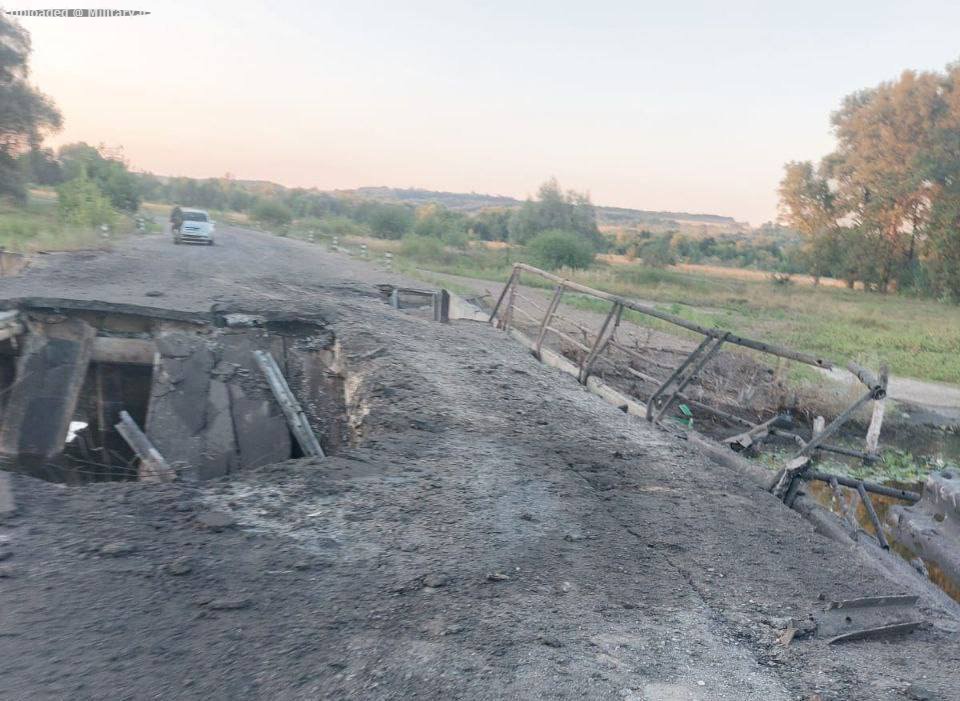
489, 263, 916, 542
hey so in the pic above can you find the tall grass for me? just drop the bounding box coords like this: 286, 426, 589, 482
0, 197, 127, 252
400, 246, 960, 384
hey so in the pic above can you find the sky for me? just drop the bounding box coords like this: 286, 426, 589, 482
7, 0, 960, 224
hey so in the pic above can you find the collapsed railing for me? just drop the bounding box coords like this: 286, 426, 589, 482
489, 263, 918, 544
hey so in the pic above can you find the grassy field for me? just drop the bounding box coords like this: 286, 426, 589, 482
391, 246, 960, 385
0, 191, 135, 252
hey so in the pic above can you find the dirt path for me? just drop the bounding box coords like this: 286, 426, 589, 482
0, 226, 957, 699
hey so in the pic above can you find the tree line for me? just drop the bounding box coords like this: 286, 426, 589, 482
779, 61, 960, 300
0, 9, 603, 269
133, 173, 605, 270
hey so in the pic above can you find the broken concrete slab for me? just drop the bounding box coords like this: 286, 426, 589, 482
147, 334, 234, 480
284, 337, 346, 452
0, 318, 95, 475
229, 389, 290, 469
888, 471, 960, 595
146, 330, 301, 479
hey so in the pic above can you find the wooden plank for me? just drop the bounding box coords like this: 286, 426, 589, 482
114, 410, 174, 482
252, 350, 324, 458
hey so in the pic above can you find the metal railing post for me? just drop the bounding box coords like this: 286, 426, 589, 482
488, 266, 519, 325
534, 284, 564, 358
580, 302, 622, 384
653, 332, 728, 424
645, 335, 714, 421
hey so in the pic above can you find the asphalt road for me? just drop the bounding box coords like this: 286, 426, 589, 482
0, 226, 957, 700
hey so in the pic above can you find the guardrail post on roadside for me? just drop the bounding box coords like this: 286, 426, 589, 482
384, 252, 393, 270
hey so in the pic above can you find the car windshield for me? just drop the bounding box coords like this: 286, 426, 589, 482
182, 212, 208, 222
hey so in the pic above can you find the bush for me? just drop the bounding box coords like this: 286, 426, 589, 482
400, 234, 449, 263
369, 204, 414, 239
526, 229, 595, 270
441, 227, 469, 249
56, 175, 115, 228
640, 238, 676, 267
293, 215, 369, 240
251, 199, 293, 228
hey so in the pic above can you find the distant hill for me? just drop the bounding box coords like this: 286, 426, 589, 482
154, 175, 746, 232
335, 186, 744, 231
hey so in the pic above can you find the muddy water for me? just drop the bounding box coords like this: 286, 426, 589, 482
806, 479, 960, 603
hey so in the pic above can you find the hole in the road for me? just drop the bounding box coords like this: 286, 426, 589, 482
0, 302, 348, 483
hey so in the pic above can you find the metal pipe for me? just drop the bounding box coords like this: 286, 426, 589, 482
645, 335, 714, 421
795, 389, 875, 458
487, 268, 518, 323
654, 333, 728, 424
805, 470, 921, 503
580, 302, 622, 383
857, 482, 890, 549
847, 361, 885, 398
535, 285, 564, 358
509, 263, 834, 369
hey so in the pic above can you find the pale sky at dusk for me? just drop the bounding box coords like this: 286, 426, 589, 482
8, 0, 960, 224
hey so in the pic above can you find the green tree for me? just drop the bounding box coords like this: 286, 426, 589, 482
400, 233, 448, 263
777, 161, 842, 284
826, 70, 943, 291
508, 178, 605, 249
17, 146, 63, 185
56, 174, 114, 228
251, 199, 293, 228
58, 143, 141, 211
367, 203, 413, 239
779, 62, 960, 296
526, 229, 595, 270
916, 61, 960, 300
0, 15, 62, 201
471, 209, 511, 241
640, 236, 676, 268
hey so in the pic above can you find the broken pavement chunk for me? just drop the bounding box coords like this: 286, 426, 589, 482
814, 595, 922, 644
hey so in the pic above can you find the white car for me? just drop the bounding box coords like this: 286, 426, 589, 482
174, 208, 216, 245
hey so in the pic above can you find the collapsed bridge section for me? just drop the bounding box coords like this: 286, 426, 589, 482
0, 300, 346, 482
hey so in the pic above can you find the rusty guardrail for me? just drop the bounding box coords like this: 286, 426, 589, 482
489, 263, 908, 532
